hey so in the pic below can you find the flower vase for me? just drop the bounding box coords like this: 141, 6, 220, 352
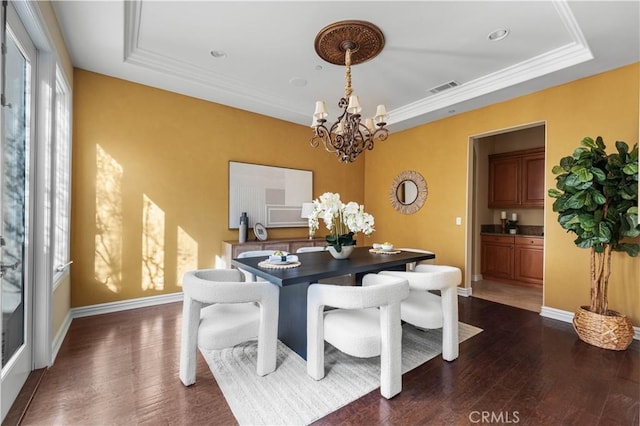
327, 245, 354, 260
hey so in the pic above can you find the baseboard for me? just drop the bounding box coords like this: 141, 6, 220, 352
51, 311, 72, 365
471, 274, 483, 282
541, 305, 640, 340
71, 292, 183, 319
458, 286, 472, 297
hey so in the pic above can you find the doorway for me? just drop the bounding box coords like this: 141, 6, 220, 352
1, 3, 36, 419
466, 123, 546, 312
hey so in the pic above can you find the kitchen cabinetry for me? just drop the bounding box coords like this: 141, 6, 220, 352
481, 235, 514, 280
222, 237, 325, 268
488, 147, 545, 208
514, 237, 544, 285
481, 234, 543, 287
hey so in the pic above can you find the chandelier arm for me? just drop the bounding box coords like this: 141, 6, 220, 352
311, 125, 332, 151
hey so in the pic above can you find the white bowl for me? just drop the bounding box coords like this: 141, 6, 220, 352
372, 243, 382, 249
381, 244, 394, 251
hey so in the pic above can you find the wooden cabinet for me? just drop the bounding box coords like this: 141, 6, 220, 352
489, 147, 545, 208
481, 235, 514, 280
222, 237, 325, 268
514, 237, 544, 286
481, 234, 543, 287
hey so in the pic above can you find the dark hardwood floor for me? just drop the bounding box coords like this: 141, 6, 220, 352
12, 297, 639, 426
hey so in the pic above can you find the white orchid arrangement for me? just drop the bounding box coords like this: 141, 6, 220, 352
309, 192, 375, 252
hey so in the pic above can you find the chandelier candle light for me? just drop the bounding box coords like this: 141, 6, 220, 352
311, 20, 389, 163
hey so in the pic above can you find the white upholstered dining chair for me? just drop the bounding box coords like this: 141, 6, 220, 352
396, 247, 435, 270
379, 264, 461, 361
295, 246, 326, 253
306, 273, 409, 398
236, 250, 274, 282
179, 268, 279, 385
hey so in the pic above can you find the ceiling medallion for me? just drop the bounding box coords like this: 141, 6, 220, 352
310, 20, 389, 163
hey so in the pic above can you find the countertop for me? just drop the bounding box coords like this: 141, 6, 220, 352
481, 231, 544, 238
480, 224, 544, 237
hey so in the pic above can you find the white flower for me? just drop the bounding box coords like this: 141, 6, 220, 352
309, 192, 375, 243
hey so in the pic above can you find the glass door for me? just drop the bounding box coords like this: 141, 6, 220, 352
1, 3, 35, 420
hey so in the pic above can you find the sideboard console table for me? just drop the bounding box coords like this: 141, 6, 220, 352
222, 237, 325, 268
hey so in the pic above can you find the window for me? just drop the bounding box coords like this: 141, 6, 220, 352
52, 68, 71, 282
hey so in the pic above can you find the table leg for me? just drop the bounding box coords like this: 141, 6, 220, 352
277, 281, 310, 359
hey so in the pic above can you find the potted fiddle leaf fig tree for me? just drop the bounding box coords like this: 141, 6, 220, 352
549, 136, 639, 350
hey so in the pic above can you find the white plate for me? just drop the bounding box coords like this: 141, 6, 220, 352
254, 223, 267, 241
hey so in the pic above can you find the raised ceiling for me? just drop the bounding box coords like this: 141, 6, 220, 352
52, 1, 639, 131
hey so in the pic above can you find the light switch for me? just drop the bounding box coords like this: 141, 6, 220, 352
456, 217, 462, 225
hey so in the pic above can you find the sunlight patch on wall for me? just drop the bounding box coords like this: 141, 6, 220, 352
176, 226, 198, 287
142, 194, 165, 291
95, 144, 123, 293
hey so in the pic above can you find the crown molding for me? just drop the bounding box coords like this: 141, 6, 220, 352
390, 0, 592, 125
123, 0, 303, 118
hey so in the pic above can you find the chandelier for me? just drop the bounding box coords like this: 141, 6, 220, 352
310, 20, 389, 163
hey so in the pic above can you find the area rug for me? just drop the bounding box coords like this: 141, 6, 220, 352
200, 322, 482, 426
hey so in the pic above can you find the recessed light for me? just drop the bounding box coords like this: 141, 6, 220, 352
289, 77, 308, 87
210, 50, 227, 58
488, 28, 509, 41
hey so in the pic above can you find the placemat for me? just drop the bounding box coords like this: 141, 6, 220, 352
258, 260, 301, 269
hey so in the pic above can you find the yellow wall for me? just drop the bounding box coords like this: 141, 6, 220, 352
72, 64, 639, 325
365, 63, 639, 324
71, 69, 363, 307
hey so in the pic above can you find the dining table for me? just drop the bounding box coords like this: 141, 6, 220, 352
231, 246, 436, 359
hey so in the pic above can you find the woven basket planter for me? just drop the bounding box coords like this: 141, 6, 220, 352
573, 306, 634, 351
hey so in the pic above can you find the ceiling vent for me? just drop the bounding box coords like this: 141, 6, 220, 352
428, 80, 460, 95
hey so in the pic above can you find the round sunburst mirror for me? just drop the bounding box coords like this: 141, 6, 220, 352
389, 170, 428, 214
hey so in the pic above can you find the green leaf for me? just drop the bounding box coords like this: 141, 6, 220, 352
575, 237, 592, 249
622, 162, 638, 175
590, 167, 607, 183
618, 243, 639, 257
615, 140, 629, 155
571, 166, 593, 182
581, 137, 596, 148
597, 221, 612, 242
590, 190, 606, 205
572, 147, 588, 159
548, 188, 562, 198
559, 156, 574, 170
595, 136, 606, 150
577, 214, 597, 229
551, 165, 565, 175
564, 174, 592, 191
566, 191, 587, 209
558, 213, 577, 227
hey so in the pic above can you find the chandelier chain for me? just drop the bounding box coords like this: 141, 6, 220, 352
344, 48, 353, 99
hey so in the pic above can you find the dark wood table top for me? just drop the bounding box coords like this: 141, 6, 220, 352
231, 247, 435, 286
